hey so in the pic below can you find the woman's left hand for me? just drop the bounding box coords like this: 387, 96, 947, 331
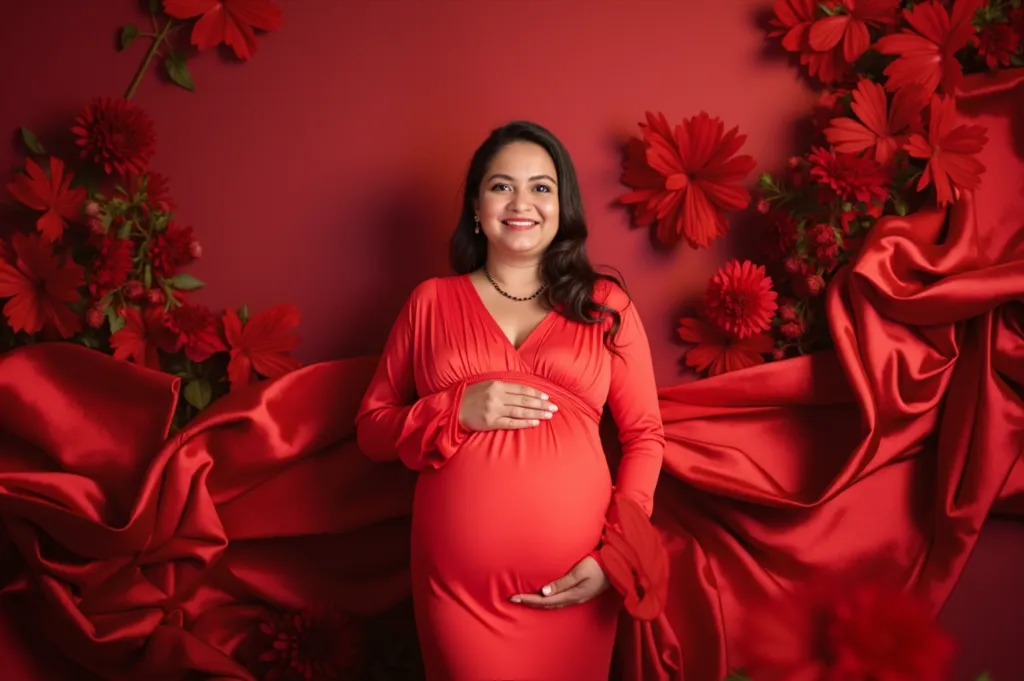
510, 555, 610, 609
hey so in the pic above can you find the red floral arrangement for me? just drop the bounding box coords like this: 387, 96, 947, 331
0, 0, 294, 432
622, 0, 1020, 377
726, 567, 971, 681
255, 605, 362, 681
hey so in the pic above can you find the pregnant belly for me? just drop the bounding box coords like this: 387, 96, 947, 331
410, 413, 612, 593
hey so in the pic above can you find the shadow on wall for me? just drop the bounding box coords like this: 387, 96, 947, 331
322, 168, 459, 360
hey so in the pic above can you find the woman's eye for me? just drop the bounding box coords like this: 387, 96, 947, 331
534, 185, 551, 193
491, 183, 511, 191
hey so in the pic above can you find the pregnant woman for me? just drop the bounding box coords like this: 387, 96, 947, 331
355, 121, 665, 680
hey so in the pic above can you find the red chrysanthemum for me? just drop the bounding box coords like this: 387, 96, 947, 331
148, 224, 196, 278
905, 94, 987, 207
824, 78, 926, 165
620, 111, 756, 249
0, 232, 84, 338
71, 97, 156, 176
87, 234, 134, 299
163, 0, 284, 61
874, 0, 984, 98
975, 22, 1020, 70
678, 317, 775, 377
6, 156, 87, 242
164, 303, 226, 362
739, 571, 956, 681
807, 146, 891, 204
702, 260, 779, 339
256, 605, 360, 681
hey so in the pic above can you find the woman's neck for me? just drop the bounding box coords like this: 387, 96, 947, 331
483, 255, 542, 293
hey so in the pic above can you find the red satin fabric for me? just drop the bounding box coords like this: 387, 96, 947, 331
0, 70, 1022, 681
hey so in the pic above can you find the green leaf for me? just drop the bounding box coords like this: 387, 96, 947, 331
238, 304, 249, 323
166, 273, 205, 291
20, 126, 45, 155
143, 264, 153, 290
722, 671, 752, 681
149, 0, 160, 13
184, 378, 213, 411
117, 219, 134, 238
105, 306, 126, 334
164, 52, 196, 92
971, 673, 992, 681
120, 25, 140, 50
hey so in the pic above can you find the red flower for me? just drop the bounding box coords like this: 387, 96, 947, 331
620, 111, 756, 249
109, 306, 177, 369
165, 303, 226, 362
770, 0, 850, 84
122, 171, 175, 211
812, 88, 852, 132
223, 304, 302, 391
905, 94, 987, 207
71, 97, 156, 176
87, 234, 134, 299
678, 318, 774, 377
807, 223, 841, 269
874, 0, 983, 97
148, 224, 196, 278
739, 571, 955, 681
164, 0, 284, 61
0, 232, 84, 338
7, 156, 87, 242
807, 146, 890, 204
703, 260, 778, 338
256, 605, 360, 681
975, 22, 1020, 70
808, 0, 900, 64
824, 78, 926, 165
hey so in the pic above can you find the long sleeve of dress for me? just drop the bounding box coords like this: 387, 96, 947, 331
606, 298, 665, 516
355, 284, 469, 471
589, 297, 667, 610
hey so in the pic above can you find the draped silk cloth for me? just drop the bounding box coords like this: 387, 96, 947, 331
1, 70, 1022, 681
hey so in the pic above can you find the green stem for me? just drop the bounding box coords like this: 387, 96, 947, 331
124, 18, 174, 101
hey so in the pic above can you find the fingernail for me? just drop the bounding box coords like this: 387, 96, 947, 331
541, 586, 552, 596
543, 412, 552, 419
549, 404, 558, 412
540, 393, 549, 400
531, 420, 540, 426
510, 596, 521, 603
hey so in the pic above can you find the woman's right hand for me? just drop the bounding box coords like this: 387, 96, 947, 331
458, 380, 558, 431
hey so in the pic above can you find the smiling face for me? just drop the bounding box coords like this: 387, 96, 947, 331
474, 141, 560, 261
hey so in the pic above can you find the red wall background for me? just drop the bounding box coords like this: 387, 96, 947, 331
0, 1, 1019, 679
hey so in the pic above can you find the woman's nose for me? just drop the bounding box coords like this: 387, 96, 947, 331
509, 190, 532, 212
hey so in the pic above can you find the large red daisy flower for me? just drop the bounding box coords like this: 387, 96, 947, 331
620, 111, 756, 249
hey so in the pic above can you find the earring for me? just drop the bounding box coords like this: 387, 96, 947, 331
474, 216, 480, 234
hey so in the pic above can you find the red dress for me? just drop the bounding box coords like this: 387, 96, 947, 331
355, 275, 664, 681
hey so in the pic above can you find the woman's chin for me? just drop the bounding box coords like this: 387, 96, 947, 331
492, 234, 550, 256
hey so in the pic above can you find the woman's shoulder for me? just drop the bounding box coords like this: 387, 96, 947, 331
592, 276, 633, 313
405, 274, 465, 308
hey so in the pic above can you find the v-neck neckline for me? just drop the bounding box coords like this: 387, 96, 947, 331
459, 274, 556, 353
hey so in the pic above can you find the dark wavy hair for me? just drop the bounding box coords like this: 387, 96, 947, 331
449, 121, 627, 347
